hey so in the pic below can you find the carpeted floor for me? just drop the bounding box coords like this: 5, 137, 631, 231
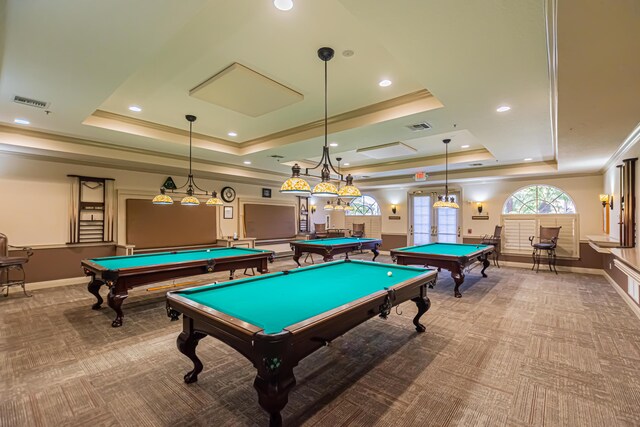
2, 253, 640, 427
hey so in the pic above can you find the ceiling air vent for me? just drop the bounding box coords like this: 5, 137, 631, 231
469, 163, 483, 167
13, 95, 49, 109
406, 122, 432, 131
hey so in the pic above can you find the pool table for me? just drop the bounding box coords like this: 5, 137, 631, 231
165, 260, 436, 426
391, 242, 493, 298
289, 237, 382, 267
82, 247, 274, 327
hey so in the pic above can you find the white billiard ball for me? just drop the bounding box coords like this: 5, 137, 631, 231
206, 249, 211, 252
387, 271, 393, 277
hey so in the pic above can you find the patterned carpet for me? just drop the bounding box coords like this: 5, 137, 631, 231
2, 253, 640, 427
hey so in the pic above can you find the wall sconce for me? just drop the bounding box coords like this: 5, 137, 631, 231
310, 204, 316, 214
599, 194, 608, 207
476, 202, 483, 214
599, 194, 614, 209
391, 204, 397, 214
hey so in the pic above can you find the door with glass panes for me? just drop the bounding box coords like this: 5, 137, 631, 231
409, 192, 461, 245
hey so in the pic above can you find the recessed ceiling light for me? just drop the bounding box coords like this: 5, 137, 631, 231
524, 158, 533, 161
243, 160, 251, 165
273, 0, 293, 11
379, 79, 392, 87
228, 131, 238, 137
128, 105, 142, 112
344, 163, 350, 166
496, 105, 511, 113
461, 145, 470, 148
14, 118, 30, 125
329, 142, 338, 147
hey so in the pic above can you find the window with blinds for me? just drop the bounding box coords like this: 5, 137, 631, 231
501, 214, 580, 258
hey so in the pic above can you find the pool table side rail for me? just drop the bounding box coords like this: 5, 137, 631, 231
81, 250, 275, 278
89, 247, 272, 263
290, 239, 382, 250
390, 244, 493, 264
166, 263, 437, 362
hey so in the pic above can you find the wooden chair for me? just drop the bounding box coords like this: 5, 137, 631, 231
313, 223, 328, 239
529, 226, 561, 274
351, 223, 365, 238
481, 225, 503, 267
0, 233, 34, 297
350, 223, 366, 254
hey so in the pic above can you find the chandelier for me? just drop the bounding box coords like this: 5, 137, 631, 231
280, 47, 361, 199
433, 138, 460, 209
152, 115, 223, 206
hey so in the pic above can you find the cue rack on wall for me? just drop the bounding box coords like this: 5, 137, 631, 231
68, 175, 115, 243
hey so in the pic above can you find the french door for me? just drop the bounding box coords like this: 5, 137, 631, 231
409, 192, 461, 245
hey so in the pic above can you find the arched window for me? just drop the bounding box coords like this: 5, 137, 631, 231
503, 185, 576, 214
346, 195, 381, 216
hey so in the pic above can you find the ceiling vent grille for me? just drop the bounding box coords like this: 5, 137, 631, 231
406, 122, 432, 131
13, 95, 49, 109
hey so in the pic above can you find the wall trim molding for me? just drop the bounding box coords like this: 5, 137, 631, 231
27, 276, 89, 291
603, 271, 640, 320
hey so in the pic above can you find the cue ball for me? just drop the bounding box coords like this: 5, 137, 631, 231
387, 271, 393, 277
206, 249, 211, 252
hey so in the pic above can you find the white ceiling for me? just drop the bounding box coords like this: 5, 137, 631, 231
0, 0, 638, 188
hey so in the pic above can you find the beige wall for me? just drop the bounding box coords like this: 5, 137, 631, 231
363, 174, 602, 240
0, 153, 293, 247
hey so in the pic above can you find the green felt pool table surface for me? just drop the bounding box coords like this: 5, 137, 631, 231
89, 247, 272, 270
174, 260, 432, 334
393, 242, 492, 257
292, 237, 379, 246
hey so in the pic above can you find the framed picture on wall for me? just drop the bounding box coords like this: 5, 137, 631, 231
223, 206, 233, 219
262, 188, 272, 198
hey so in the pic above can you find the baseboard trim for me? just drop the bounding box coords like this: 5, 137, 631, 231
27, 276, 89, 290
603, 271, 640, 320
495, 260, 602, 275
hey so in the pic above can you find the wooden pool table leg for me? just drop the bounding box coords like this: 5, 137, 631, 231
87, 276, 105, 310
177, 330, 207, 384
292, 249, 303, 267
254, 368, 296, 427
451, 265, 465, 298
411, 295, 431, 332
107, 286, 128, 327
371, 245, 380, 262
480, 254, 490, 277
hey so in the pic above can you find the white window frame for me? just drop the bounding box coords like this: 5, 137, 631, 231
501, 214, 580, 258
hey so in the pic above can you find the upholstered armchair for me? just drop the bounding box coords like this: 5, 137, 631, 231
0, 233, 34, 297
529, 226, 561, 274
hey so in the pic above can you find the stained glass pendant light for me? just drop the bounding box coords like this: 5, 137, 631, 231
152, 188, 173, 205
280, 47, 360, 198
433, 138, 460, 209
323, 200, 334, 211
280, 164, 312, 194
152, 115, 222, 206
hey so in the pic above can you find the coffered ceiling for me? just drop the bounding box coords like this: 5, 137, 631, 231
0, 0, 638, 189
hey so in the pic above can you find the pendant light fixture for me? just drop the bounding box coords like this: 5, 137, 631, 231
280, 47, 361, 198
433, 138, 460, 209
152, 115, 223, 206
